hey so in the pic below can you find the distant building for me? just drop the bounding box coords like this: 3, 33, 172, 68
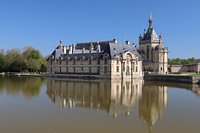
170, 63, 200, 74
138, 14, 168, 74
47, 39, 143, 79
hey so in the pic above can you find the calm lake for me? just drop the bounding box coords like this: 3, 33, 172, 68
0, 76, 200, 133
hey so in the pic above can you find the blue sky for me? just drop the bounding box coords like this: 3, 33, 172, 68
0, 0, 199, 58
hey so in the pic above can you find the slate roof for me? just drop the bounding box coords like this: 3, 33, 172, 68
75, 41, 142, 60
48, 40, 142, 61
140, 14, 159, 42
141, 28, 159, 41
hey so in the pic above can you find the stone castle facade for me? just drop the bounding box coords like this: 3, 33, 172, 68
47, 39, 143, 79
47, 15, 168, 78
138, 15, 168, 74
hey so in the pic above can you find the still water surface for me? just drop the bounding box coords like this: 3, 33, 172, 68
0, 76, 200, 133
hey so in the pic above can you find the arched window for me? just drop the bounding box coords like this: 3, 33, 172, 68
116, 66, 119, 72
147, 45, 149, 60
104, 58, 107, 64
126, 66, 130, 73
89, 57, 92, 65
73, 57, 76, 65
89, 67, 92, 73
97, 58, 100, 64
66, 58, 68, 65
117, 59, 119, 65
81, 67, 83, 73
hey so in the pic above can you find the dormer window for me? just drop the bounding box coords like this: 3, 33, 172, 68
73, 57, 77, 65
66, 57, 69, 65
89, 56, 92, 65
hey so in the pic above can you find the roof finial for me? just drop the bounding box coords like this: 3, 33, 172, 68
149, 12, 153, 29
59, 40, 63, 47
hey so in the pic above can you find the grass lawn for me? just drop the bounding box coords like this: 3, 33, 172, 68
151, 74, 200, 77
187, 74, 200, 77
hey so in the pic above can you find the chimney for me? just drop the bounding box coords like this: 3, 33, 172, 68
113, 39, 118, 44
69, 45, 72, 54
72, 44, 75, 54
89, 43, 94, 53
97, 44, 101, 53
82, 48, 85, 53
125, 41, 130, 45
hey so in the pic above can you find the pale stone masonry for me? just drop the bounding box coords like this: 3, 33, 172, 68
138, 14, 168, 74
47, 15, 169, 78
47, 39, 143, 79
170, 63, 200, 74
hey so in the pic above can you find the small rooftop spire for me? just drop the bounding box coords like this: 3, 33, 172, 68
149, 12, 153, 29
59, 40, 63, 46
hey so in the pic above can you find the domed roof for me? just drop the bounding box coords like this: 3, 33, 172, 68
155, 45, 164, 51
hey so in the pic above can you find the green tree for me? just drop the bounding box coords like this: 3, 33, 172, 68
169, 57, 200, 65
0, 47, 47, 73
0, 53, 6, 72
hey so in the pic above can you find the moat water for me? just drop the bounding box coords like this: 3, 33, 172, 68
0, 76, 200, 133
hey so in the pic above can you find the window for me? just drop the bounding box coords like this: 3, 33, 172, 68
133, 62, 135, 72
66, 58, 68, 65
81, 67, 83, 73
97, 59, 100, 64
116, 66, 119, 72
89, 57, 92, 65
147, 45, 150, 60
126, 82, 130, 90
126, 66, 130, 73
123, 63, 125, 72
104, 58, 107, 64
116, 85, 120, 97
66, 67, 68, 73
98, 67, 100, 74
59, 67, 61, 73
117, 60, 119, 65
104, 66, 107, 73
59, 59, 61, 65
74, 67, 76, 73
127, 59, 130, 64
89, 67, 92, 73
73, 58, 76, 65
50, 60, 52, 65
136, 66, 138, 72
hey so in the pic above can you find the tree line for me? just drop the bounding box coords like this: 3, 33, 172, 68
0, 47, 47, 73
169, 57, 200, 65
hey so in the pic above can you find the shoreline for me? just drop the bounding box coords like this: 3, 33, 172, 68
144, 74, 200, 84
1, 72, 200, 84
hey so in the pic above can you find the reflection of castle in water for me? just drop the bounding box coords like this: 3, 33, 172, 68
47, 79, 170, 132
47, 79, 143, 118
139, 84, 167, 133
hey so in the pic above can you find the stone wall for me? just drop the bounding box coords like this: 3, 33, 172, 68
48, 52, 143, 79
144, 75, 200, 84
170, 63, 200, 74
